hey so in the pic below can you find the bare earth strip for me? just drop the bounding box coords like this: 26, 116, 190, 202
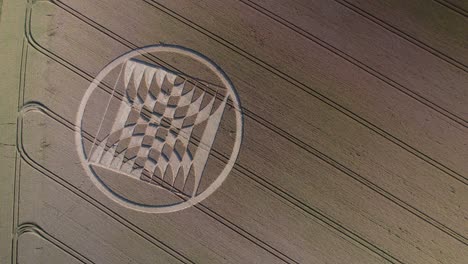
0, 0, 27, 262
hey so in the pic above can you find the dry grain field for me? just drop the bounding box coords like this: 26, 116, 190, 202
0, 0, 467, 263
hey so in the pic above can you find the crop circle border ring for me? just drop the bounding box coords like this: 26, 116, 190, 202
75, 44, 243, 213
